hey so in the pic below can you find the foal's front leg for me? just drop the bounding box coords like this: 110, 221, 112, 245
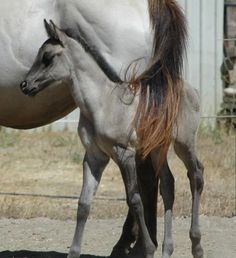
68, 150, 109, 258
113, 147, 156, 258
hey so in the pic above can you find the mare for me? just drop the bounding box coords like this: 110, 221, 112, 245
20, 8, 204, 258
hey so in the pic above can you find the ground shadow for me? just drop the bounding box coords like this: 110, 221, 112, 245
0, 251, 107, 258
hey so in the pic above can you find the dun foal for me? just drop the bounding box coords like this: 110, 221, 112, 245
20, 19, 203, 258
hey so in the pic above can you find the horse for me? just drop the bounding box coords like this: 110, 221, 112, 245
20, 4, 204, 256
0, 0, 76, 129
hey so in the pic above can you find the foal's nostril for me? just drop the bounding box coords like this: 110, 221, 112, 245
20, 81, 28, 89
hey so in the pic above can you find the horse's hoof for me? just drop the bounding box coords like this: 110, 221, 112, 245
192, 244, 204, 258
128, 245, 144, 258
67, 249, 81, 258
67, 255, 80, 258
110, 247, 129, 258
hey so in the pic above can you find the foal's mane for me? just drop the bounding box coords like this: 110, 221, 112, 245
132, 0, 187, 168
63, 28, 123, 84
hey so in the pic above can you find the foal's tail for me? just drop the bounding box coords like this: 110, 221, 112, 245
133, 0, 187, 169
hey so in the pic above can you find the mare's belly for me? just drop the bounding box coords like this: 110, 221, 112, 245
0, 82, 76, 129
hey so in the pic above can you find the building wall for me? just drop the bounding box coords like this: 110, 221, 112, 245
180, 0, 224, 117
45, 0, 225, 131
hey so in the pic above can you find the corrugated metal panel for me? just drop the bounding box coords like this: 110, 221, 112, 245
179, 0, 224, 117
46, 0, 225, 130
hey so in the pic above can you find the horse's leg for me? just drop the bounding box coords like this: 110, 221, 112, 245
137, 155, 158, 247
174, 140, 204, 258
128, 155, 158, 257
68, 150, 109, 258
159, 161, 175, 258
131, 156, 175, 258
113, 147, 156, 258
110, 155, 158, 258
110, 210, 137, 257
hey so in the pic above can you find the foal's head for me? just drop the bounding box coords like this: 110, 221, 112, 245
20, 20, 71, 96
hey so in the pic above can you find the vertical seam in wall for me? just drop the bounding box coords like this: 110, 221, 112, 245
200, 0, 203, 115
184, 0, 188, 81
235, 134, 236, 216
214, 0, 218, 116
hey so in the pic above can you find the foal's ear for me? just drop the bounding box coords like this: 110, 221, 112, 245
44, 19, 66, 47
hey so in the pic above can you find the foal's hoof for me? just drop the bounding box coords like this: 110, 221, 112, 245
192, 245, 204, 258
67, 255, 80, 258
67, 249, 81, 258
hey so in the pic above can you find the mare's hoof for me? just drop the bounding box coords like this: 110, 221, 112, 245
128, 245, 144, 258
110, 248, 129, 258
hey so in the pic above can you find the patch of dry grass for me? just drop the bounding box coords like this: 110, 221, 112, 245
0, 128, 235, 220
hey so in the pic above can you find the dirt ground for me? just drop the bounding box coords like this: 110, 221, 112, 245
0, 129, 235, 257
0, 129, 235, 219
0, 216, 235, 258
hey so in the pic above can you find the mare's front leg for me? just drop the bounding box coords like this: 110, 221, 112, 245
113, 147, 156, 258
159, 161, 175, 258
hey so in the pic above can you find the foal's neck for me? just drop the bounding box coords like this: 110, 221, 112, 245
67, 37, 121, 120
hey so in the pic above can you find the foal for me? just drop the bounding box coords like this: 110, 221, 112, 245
20, 20, 203, 258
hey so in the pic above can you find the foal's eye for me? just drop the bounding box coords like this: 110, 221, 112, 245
42, 53, 54, 67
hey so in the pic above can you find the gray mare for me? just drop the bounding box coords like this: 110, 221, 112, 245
21, 21, 204, 258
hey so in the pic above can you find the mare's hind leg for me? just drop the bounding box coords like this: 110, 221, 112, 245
113, 147, 156, 258
159, 160, 175, 258
174, 140, 204, 258
110, 155, 158, 258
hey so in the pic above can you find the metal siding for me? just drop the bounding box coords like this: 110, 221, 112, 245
183, 0, 224, 117
46, 0, 225, 130
216, 0, 224, 113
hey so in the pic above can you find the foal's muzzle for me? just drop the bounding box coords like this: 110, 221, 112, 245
20, 80, 38, 97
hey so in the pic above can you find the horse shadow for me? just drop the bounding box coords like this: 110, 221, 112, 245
0, 251, 108, 258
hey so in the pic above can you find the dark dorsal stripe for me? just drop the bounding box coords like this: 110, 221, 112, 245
64, 28, 123, 84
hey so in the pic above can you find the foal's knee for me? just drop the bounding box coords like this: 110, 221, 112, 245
77, 202, 90, 220
128, 193, 143, 214
195, 161, 204, 192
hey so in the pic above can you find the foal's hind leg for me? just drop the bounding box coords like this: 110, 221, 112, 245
113, 147, 156, 258
174, 140, 204, 258
110, 155, 158, 258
